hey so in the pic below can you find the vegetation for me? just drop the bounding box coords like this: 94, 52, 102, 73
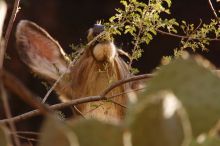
1, 0, 220, 146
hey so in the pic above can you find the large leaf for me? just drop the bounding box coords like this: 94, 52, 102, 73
0, 125, 12, 146
70, 119, 124, 146
38, 115, 79, 146
143, 57, 220, 136
126, 91, 191, 146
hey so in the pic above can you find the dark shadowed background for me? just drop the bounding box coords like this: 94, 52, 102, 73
1, 0, 220, 138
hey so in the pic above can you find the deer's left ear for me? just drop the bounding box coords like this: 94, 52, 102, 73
16, 20, 70, 81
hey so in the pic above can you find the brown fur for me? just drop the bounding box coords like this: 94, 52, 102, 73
16, 20, 136, 123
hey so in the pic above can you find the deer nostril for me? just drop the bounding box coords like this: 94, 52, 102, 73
92, 24, 104, 36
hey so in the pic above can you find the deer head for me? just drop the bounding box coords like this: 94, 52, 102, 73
16, 20, 137, 123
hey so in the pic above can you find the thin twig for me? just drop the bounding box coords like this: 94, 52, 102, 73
0, 95, 101, 124
106, 87, 145, 99
3, 0, 20, 52
208, 0, 219, 20
11, 131, 40, 136
1, 70, 50, 114
100, 73, 153, 98
0, 1, 21, 145
157, 29, 220, 41
0, 73, 153, 124
108, 99, 127, 108
0, 83, 21, 146
15, 134, 38, 142
72, 106, 87, 119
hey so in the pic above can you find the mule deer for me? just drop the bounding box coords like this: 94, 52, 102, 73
16, 20, 138, 122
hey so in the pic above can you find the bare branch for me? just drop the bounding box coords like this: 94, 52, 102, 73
100, 73, 153, 98
0, 73, 153, 124
208, 0, 219, 20
0, 1, 21, 145
11, 131, 40, 136
0, 83, 21, 146
15, 134, 38, 142
3, 0, 20, 53
157, 29, 220, 41
1, 70, 50, 114
72, 106, 87, 119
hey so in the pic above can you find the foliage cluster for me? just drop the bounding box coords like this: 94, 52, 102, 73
105, 0, 220, 65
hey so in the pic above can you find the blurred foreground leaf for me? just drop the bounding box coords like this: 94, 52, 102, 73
143, 57, 220, 136
70, 119, 124, 146
126, 91, 191, 146
190, 135, 220, 146
0, 125, 12, 146
38, 116, 79, 146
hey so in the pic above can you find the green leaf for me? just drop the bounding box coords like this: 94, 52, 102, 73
164, 0, 172, 7
38, 115, 79, 146
70, 119, 124, 146
109, 16, 116, 22
120, 0, 128, 7
142, 57, 220, 137
0, 125, 12, 146
126, 91, 191, 146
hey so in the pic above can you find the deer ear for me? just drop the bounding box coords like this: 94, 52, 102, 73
16, 20, 70, 81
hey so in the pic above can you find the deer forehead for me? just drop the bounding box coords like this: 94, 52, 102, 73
92, 42, 117, 62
